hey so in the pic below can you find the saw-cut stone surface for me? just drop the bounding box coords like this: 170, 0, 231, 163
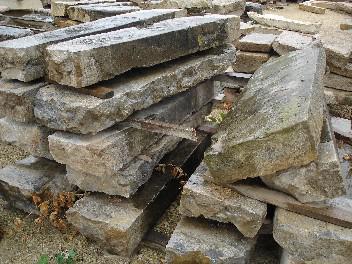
0, 156, 71, 214
273, 208, 352, 264
35, 46, 234, 134
324, 73, 352, 92
272, 31, 314, 55
0, 80, 47, 122
0, 118, 53, 159
261, 114, 346, 203
52, 0, 122, 16
67, 3, 140, 22
237, 33, 276, 52
204, 47, 326, 184
46, 15, 239, 88
232, 50, 270, 73
0, 9, 185, 82
179, 162, 267, 237
0, 26, 33, 41
247, 12, 321, 34
166, 217, 257, 264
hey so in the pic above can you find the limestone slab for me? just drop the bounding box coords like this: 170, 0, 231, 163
204, 47, 326, 183
166, 217, 257, 264
179, 162, 267, 237
0, 9, 185, 82
52, 0, 120, 16
232, 50, 270, 73
329, 63, 352, 79
299, 1, 325, 14
311, 1, 352, 15
0, 26, 33, 41
35, 46, 234, 134
272, 31, 314, 55
324, 42, 352, 70
248, 12, 321, 34
0, 118, 53, 159
237, 33, 276, 52
46, 15, 239, 88
324, 87, 352, 106
324, 73, 352, 92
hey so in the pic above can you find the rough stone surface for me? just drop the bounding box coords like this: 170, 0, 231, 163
0, 26, 33, 41
273, 208, 352, 264
299, 1, 325, 14
272, 31, 314, 55
35, 46, 235, 134
179, 162, 267, 237
0, 156, 71, 214
329, 63, 352, 79
324, 73, 352, 92
332, 117, 352, 139
166, 217, 257, 264
245, 2, 263, 15
67, 3, 140, 22
51, 0, 121, 16
204, 47, 326, 183
324, 42, 352, 70
248, 12, 321, 34
0, 80, 47, 122
0, 9, 185, 82
324, 87, 352, 106
237, 33, 276, 52
340, 23, 352, 31
232, 50, 270, 73
311, 1, 352, 15
261, 114, 347, 203
0, 118, 53, 159
337, 143, 352, 194
46, 15, 239, 88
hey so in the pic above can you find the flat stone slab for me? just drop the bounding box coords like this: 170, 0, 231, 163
299, 1, 325, 14
52, 0, 122, 16
332, 117, 352, 139
248, 12, 321, 34
324, 87, 352, 107
46, 15, 239, 88
237, 33, 276, 52
273, 208, 352, 264
0, 26, 33, 41
272, 31, 314, 55
166, 217, 257, 264
232, 50, 270, 73
35, 46, 234, 134
311, 1, 352, 15
261, 114, 347, 203
67, 3, 140, 22
204, 47, 326, 183
179, 162, 267, 237
324, 73, 352, 92
324, 41, 352, 70
0, 80, 47, 123
329, 63, 352, 79
0, 156, 71, 214
0, 9, 185, 82
0, 118, 53, 159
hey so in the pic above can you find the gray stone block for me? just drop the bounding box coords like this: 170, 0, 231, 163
237, 33, 276, 52
0, 26, 33, 41
272, 31, 314, 55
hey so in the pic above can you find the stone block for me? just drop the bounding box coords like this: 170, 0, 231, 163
310, 1, 352, 15
166, 217, 257, 264
324, 42, 352, 70
324, 73, 352, 92
0, 9, 185, 82
340, 23, 352, 31
232, 50, 270, 73
0, 26, 33, 41
204, 47, 326, 183
179, 162, 267, 237
52, 0, 121, 16
237, 33, 276, 52
299, 1, 325, 14
272, 31, 314, 55
329, 63, 352, 79
324, 87, 352, 106
35, 46, 234, 134
46, 15, 239, 88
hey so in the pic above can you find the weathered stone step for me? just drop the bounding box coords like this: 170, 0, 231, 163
46, 15, 239, 88
179, 162, 267, 237
166, 217, 257, 263
0, 26, 33, 41
34, 46, 234, 134
66, 136, 209, 257
204, 47, 326, 183
0, 9, 185, 82
0, 156, 72, 214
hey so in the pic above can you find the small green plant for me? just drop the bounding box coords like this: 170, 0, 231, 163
37, 255, 49, 264
37, 249, 76, 264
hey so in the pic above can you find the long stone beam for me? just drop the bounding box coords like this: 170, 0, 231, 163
0, 9, 186, 82
46, 15, 239, 88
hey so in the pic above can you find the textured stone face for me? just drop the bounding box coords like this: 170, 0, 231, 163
237, 33, 276, 52
324, 87, 352, 106
0, 26, 33, 41
261, 114, 347, 203
0, 9, 185, 82
0, 156, 71, 214
179, 163, 267, 237
0, 80, 47, 122
46, 15, 239, 88
0, 118, 53, 159
166, 217, 257, 264
324, 42, 352, 70
272, 31, 314, 55
232, 50, 270, 73
324, 73, 352, 92
299, 2, 326, 14
247, 12, 321, 34
273, 208, 352, 264
204, 47, 326, 184
329, 63, 352, 78
35, 46, 234, 134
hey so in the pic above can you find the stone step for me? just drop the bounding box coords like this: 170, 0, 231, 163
0, 26, 33, 41
0, 9, 185, 82
237, 32, 276, 53
34, 46, 235, 134
66, 137, 208, 257
0, 156, 71, 214
232, 50, 270, 73
204, 47, 326, 184
0, 118, 53, 159
46, 15, 239, 88
166, 217, 257, 263
272, 31, 314, 55
179, 162, 267, 238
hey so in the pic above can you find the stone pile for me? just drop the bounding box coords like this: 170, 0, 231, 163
0, 10, 240, 258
